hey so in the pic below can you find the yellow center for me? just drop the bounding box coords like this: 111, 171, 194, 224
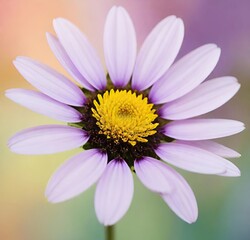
91, 89, 158, 146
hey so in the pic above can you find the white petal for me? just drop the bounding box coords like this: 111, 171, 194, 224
134, 157, 173, 194
46, 149, 107, 203
132, 16, 184, 91
160, 166, 198, 223
95, 159, 134, 226
8, 125, 89, 154
149, 44, 221, 104
160, 76, 240, 120
14, 57, 86, 106
175, 140, 241, 158
104, 6, 136, 87
53, 18, 106, 90
135, 157, 197, 223
5, 88, 82, 122
46, 32, 95, 91
164, 119, 245, 140
155, 142, 240, 176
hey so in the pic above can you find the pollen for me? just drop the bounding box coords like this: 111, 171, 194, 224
91, 89, 159, 146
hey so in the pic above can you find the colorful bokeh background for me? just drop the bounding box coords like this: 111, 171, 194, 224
1, 0, 250, 239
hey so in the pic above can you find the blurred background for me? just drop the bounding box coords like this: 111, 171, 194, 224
0, 0, 249, 239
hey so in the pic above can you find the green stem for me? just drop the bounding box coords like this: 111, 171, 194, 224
106, 225, 115, 240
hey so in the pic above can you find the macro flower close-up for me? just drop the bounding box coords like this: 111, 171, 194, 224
6, 4, 245, 230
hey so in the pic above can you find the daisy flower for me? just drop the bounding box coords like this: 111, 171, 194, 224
7, 6, 244, 226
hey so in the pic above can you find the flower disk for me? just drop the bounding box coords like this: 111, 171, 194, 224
92, 89, 158, 146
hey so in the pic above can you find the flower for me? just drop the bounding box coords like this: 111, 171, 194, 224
6, 6, 244, 226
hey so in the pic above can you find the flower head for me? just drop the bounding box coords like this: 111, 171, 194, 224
7, 6, 244, 226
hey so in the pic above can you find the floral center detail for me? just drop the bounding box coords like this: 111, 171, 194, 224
91, 89, 159, 146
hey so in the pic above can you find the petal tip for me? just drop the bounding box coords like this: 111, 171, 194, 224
46, 31, 53, 40
45, 190, 53, 202
234, 153, 241, 158
4, 89, 13, 98
225, 168, 241, 177
53, 17, 68, 29
110, 5, 118, 11
237, 123, 246, 134
53, 17, 63, 23
45, 186, 63, 203
15, 56, 27, 62
12, 59, 19, 68
184, 206, 198, 224
215, 46, 221, 55
45, 195, 61, 204
186, 215, 198, 224
176, 17, 184, 28
7, 142, 14, 152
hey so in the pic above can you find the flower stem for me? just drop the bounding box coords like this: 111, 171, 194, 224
106, 225, 114, 240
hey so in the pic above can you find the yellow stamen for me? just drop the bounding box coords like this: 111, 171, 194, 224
91, 89, 158, 146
